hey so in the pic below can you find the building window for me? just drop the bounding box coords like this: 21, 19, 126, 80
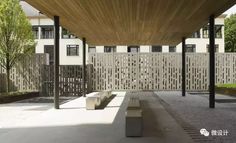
186, 44, 196, 52
67, 45, 79, 56
215, 25, 222, 38
32, 26, 39, 39
169, 46, 176, 52
128, 46, 139, 53
61, 28, 77, 39
88, 47, 96, 53
190, 30, 200, 38
151, 45, 162, 52
104, 46, 116, 53
206, 44, 219, 53
202, 25, 209, 38
41, 26, 54, 39
202, 25, 223, 38
44, 45, 54, 65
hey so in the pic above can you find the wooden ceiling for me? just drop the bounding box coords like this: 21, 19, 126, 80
25, 0, 236, 46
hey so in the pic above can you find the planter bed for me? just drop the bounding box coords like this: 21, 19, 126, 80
0, 92, 39, 104
216, 87, 236, 97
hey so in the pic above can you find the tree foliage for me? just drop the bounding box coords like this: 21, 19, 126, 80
225, 14, 236, 52
0, 0, 35, 92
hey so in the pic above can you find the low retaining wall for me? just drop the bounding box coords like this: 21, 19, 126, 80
0, 92, 39, 104
216, 87, 236, 96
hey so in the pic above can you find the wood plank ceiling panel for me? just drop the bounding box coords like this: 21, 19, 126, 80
25, 0, 236, 46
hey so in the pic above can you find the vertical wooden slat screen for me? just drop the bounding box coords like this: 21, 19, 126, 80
40, 65, 92, 96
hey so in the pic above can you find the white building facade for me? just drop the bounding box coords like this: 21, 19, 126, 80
29, 15, 225, 65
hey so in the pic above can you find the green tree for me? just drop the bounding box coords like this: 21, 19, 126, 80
225, 14, 236, 52
0, 0, 35, 93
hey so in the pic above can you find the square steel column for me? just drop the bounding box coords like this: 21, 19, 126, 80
209, 15, 215, 108
182, 37, 186, 97
82, 37, 86, 97
54, 16, 60, 109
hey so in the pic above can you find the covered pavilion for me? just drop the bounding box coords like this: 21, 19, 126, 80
24, 0, 236, 109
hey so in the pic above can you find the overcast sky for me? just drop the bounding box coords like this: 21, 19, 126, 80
21, 1, 236, 17
224, 4, 236, 16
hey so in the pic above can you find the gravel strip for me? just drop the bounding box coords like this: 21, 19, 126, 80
156, 91, 236, 143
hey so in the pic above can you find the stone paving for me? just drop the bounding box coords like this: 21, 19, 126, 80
0, 97, 75, 128
0, 103, 52, 128
0, 91, 194, 143
156, 91, 236, 143
2, 91, 235, 143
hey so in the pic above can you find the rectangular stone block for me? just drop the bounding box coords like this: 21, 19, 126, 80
125, 109, 142, 137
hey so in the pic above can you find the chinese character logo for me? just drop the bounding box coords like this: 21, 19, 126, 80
200, 128, 210, 137
211, 129, 229, 136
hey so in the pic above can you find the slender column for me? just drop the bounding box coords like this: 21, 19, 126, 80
54, 16, 60, 109
82, 37, 86, 97
182, 37, 186, 97
209, 15, 215, 108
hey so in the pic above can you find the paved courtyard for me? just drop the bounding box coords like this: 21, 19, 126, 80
1, 91, 236, 143
0, 91, 193, 143
156, 91, 236, 143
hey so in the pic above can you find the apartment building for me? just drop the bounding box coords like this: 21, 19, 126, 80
28, 14, 225, 65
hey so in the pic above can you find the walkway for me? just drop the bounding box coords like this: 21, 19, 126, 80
156, 91, 236, 143
0, 91, 193, 143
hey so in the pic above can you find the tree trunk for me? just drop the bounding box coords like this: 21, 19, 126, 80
6, 54, 10, 93
6, 67, 10, 93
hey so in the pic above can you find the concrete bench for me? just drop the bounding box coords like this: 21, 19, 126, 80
125, 97, 143, 137
127, 97, 140, 109
86, 90, 112, 110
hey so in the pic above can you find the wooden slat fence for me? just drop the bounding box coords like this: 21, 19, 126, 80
40, 65, 92, 96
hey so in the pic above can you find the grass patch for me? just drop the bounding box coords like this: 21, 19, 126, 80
216, 84, 236, 88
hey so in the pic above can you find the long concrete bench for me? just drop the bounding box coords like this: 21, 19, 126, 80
125, 97, 143, 137
86, 90, 112, 110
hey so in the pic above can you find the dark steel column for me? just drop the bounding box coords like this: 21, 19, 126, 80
82, 37, 86, 97
209, 15, 215, 108
54, 16, 60, 109
182, 37, 186, 97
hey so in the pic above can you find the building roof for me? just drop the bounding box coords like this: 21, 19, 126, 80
24, 0, 236, 46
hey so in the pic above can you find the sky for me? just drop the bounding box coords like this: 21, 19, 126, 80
224, 4, 236, 16
21, 2, 236, 17
21, 1, 39, 16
